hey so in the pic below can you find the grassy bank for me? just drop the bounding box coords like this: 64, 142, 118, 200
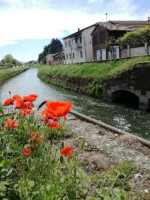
0, 67, 29, 84
37, 57, 150, 98
38, 57, 150, 79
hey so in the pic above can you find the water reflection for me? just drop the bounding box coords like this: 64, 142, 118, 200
0, 68, 150, 140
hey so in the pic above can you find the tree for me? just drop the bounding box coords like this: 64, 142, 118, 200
0, 54, 22, 67
49, 38, 63, 54
38, 38, 63, 64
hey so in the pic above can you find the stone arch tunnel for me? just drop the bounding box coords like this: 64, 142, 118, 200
111, 90, 139, 108
105, 62, 150, 110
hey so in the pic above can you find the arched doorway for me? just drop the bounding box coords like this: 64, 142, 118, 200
112, 90, 139, 108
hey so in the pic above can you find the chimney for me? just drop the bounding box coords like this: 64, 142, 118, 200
78, 28, 80, 31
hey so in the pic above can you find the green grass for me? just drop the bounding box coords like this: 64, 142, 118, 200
38, 57, 150, 79
0, 67, 28, 84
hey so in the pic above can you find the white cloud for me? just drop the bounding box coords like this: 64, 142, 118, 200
0, 0, 143, 47
0, 40, 17, 47
0, 9, 104, 45
89, 0, 103, 3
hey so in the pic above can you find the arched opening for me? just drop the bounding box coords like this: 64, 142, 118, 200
112, 90, 139, 108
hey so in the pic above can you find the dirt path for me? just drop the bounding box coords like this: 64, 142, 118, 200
63, 116, 150, 196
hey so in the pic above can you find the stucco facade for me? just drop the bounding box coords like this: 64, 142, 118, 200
63, 25, 96, 64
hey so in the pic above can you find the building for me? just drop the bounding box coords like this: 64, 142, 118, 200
46, 51, 65, 65
46, 54, 55, 65
63, 24, 96, 64
53, 51, 65, 65
91, 20, 150, 61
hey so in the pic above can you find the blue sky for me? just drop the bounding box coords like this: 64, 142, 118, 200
0, 0, 150, 62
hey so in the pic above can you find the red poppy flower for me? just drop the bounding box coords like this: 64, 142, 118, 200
23, 147, 31, 156
3, 119, 18, 130
61, 146, 72, 157
44, 101, 73, 118
30, 132, 37, 138
15, 99, 26, 109
4, 98, 14, 106
20, 109, 32, 117
23, 96, 36, 102
37, 136, 44, 143
12, 95, 22, 100
48, 121, 62, 129
29, 94, 38, 98
41, 109, 55, 119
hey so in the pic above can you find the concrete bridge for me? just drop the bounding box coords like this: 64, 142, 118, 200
105, 62, 150, 110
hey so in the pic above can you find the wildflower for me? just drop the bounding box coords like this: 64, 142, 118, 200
20, 109, 32, 117
12, 94, 22, 100
61, 146, 72, 157
37, 136, 44, 143
4, 98, 14, 106
41, 109, 55, 119
3, 119, 18, 130
29, 94, 38, 98
49, 121, 62, 129
23, 147, 31, 156
23, 96, 36, 102
42, 101, 73, 119
30, 132, 37, 138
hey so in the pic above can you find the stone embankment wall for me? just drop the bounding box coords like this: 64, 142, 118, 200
38, 62, 150, 109
105, 62, 150, 110
38, 73, 104, 98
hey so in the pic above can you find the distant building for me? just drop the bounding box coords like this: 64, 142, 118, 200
46, 51, 65, 65
28, 60, 36, 65
63, 24, 96, 64
46, 54, 55, 65
91, 20, 150, 61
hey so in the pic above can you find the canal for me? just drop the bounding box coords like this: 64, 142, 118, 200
0, 68, 150, 140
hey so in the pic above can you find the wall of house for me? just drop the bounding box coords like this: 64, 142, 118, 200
82, 26, 96, 62
63, 36, 85, 64
63, 25, 95, 64
92, 25, 109, 60
120, 44, 150, 59
46, 54, 55, 65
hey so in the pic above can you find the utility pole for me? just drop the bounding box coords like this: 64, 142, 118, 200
106, 13, 108, 22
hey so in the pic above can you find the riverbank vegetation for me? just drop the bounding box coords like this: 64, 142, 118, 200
37, 56, 150, 98
107, 26, 150, 48
0, 54, 22, 68
0, 67, 28, 84
38, 38, 63, 64
38, 56, 150, 79
1, 93, 149, 199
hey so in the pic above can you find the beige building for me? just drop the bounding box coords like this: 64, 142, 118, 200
63, 24, 96, 64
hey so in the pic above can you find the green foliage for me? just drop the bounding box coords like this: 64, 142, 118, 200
0, 54, 22, 68
87, 162, 135, 200
38, 56, 150, 98
117, 27, 150, 48
38, 56, 150, 79
50, 38, 63, 54
0, 101, 87, 200
38, 38, 63, 64
0, 67, 28, 84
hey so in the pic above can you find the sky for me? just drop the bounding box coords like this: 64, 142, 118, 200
0, 0, 150, 63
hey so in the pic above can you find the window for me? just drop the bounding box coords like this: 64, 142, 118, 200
80, 36, 82, 43
68, 41, 71, 47
73, 53, 75, 59
69, 53, 71, 59
65, 42, 67, 48
66, 54, 68, 60
80, 51, 83, 58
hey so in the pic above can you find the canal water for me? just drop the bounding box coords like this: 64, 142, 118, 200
0, 68, 150, 140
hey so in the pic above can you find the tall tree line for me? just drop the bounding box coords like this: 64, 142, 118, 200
38, 38, 63, 64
